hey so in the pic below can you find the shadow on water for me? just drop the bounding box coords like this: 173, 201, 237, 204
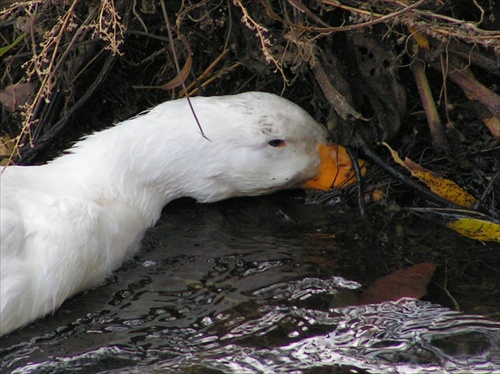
1, 191, 499, 373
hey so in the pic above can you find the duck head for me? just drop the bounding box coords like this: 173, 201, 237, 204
128, 92, 359, 203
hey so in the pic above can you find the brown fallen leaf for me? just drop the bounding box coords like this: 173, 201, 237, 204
157, 40, 192, 90
0, 83, 34, 112
357, 262, 437, 305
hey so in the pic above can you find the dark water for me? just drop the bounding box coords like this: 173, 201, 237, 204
1, 192, 499, 373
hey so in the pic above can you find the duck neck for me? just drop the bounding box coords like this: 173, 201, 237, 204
54, 122, 198, 228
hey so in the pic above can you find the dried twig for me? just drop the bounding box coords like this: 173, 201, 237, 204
159, 0, 209, 140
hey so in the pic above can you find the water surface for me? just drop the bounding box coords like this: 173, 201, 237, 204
1, 192, 498, 373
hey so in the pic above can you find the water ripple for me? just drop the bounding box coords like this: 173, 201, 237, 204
7, 277, 498, 374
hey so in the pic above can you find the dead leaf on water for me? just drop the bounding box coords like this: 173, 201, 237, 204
358, 262, 437, 305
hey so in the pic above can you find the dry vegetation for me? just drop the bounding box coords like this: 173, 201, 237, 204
1, 0, 499, 219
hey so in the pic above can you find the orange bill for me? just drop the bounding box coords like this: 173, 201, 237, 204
303, 143, 365, 190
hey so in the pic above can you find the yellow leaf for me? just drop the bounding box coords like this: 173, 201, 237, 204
408, 166, 476, 208
383, 142, 476, 208
0, 133, 15, 166
407, 26, 430, 50
447, 218, 500, 243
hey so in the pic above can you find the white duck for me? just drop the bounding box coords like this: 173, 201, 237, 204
0, 92, 357, 336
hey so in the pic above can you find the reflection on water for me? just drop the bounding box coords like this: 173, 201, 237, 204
1, 194, 498, 373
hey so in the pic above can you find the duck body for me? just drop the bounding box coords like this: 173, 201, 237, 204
0, 92, 352, 336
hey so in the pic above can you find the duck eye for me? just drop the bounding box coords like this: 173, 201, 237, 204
268, 139, 286, 148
